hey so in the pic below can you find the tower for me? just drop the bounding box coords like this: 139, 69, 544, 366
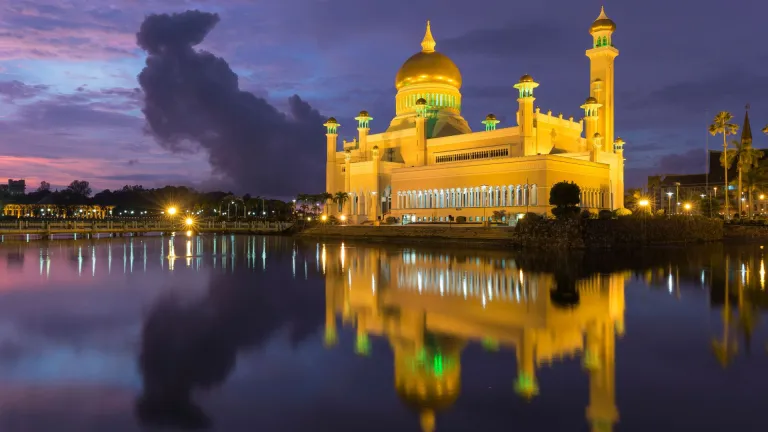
355, 110, 373, 160
482, 113, 500, 131
586, 6, 618, 152
514, 74, 539, 156
324, 117, 340, 195
415, 98, 428, 166
614, 138, 626, 209
581, 96, 602, 150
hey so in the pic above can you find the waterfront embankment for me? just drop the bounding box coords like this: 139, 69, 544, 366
300, 216, 728, 249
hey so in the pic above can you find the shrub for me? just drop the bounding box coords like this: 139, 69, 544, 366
580, 209, 593, 219
614, 208, 632, 217
385, 216, 397, 224
456, 216, 467, 223
552, 206, 580, 219
598, 209, 613, 220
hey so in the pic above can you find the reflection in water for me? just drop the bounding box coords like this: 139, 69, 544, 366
322, 245, 625, 432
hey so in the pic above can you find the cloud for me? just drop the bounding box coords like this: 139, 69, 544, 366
0, 80, 49, 101
440, 23, 568, 58
136, 10, 327, 196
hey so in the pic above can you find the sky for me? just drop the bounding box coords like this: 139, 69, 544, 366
0, 0, 766, 197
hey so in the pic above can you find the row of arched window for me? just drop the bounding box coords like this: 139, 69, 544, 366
397, 185, 539, 210
435, 148, 509, 164
581, 189, 608, 208
594, 36, 611, 48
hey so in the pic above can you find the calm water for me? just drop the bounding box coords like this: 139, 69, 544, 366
0, 235, 766, 432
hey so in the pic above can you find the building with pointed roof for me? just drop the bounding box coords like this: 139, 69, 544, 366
325, 7, 625, 223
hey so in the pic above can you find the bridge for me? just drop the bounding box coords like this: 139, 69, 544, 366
0, 220, 294, 240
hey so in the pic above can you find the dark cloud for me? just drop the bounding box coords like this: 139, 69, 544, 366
0, 80, 49, 101
127, 159, 139, 166
15, 100, 140, 130
137, 10, 326, 196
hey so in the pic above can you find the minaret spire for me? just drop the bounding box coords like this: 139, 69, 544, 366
598, 5, 608, 20
741, 104, 753, 144
421, 20, 436, 53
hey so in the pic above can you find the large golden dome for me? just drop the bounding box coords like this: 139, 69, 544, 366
590, 6, 616, 34
395, 21, 462, 90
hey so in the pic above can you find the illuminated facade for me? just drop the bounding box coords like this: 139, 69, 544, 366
322, 243, 626, 432
325, 7, 624, 223
2, 203, 114, 218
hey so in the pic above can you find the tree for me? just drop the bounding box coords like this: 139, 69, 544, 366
742, 158, 768, 217
624, 188, 642, 211
709, 112, 739, 219
699, 195, 721, 217
333, 191, 349, 213
491, 209, 507, 222
728, 138, 764, 217
549, 181, 581, 219
37, 181, 51, 193
66, 180, 92, 197
319, 192, 333, 214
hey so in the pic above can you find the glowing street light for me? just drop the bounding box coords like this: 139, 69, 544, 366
639, 199, 649, 207
321, 215, 328, 222
185, 217, 194, 226
167, 207, 177, 216
684, 202, 692, 211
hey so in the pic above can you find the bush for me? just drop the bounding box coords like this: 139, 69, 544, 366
598, 209, 613, 220
456, 216, 467, 223
552, 206, 580, 219
523, 212, 542, 222
614, 208, 632, 217
385, 216, 397, 224
580, 209, 593, 219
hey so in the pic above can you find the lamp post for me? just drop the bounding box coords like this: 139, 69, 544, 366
666, 192, 673, 215
167, 207, 177, 230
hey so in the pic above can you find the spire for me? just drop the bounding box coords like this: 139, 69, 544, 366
741, 105, 753, 144
597, 5, 608, 20
421, 21, 436, 53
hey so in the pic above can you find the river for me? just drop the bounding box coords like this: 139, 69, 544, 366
0, 235, 765, 431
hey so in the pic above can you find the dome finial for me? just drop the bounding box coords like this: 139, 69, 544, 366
598, 5, 608, 20
421, 20, 436, 53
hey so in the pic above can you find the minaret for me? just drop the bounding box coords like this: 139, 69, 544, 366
581, 97, 602, 160
324, 278, 338, 348
415, 98, 428, 166
344, 150, 352, 214
614, 137, 625, 209
586, 6, 618, 152
355, 110, 373, 160
739, 106, 752, 214
371, 145, 381, 221
482, 113, 500, 131
324, 117, 340, 196
513, 75, 539, 156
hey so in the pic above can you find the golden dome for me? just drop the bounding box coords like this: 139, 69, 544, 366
584, 96, 598, 104
485, 113, 497, 121
519, 74, 534, 83
395, 21, 462, 90
590, 6, 616, 34
358, 110, 369, 117
416, 98, 427, 105
326, 117, 337, 124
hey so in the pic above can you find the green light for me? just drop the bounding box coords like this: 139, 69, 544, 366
482, 338, 499, 351
355, 333, 371, 356
432, 353, 444, 375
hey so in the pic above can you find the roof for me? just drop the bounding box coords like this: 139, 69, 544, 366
741, 109, 752, 144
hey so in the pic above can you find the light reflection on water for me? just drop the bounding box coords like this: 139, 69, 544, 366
0, 236, 766, 431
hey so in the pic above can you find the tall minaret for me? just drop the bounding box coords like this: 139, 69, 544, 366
614, 138, 626, 209
355, 110, 372, 160
586, 6, 618, 152
324, 117, 340, 195
514, 74, 539, 156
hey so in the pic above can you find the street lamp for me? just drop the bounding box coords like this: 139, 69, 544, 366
684, 202, 692, 215
167, 207, 177, 216
666, 192, 673, 215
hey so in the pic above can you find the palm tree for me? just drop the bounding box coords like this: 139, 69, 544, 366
319, 192, 334, 215
333, 191, 349, 213
741, 154, 767, 218
709, 112, 739, 219
728, 138, 764, 217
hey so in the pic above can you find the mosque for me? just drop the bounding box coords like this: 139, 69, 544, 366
324, 7, 624, 223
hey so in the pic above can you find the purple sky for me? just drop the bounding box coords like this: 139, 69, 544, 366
0, 0, 766, 196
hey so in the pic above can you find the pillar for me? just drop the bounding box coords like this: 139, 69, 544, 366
355, 111, 372, 161
613, 138, 625, 209
587, 6, 619, 153
324, 117, 340, 197
513, 75, 539, 156
372, 146, 381, 220
344, 150, 352, 215
415, 98, 428, 166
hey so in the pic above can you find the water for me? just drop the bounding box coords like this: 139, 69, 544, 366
0, 235, 766, 432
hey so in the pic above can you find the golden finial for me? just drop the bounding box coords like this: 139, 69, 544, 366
421, 20, 436, 53
598, 5, 608, 20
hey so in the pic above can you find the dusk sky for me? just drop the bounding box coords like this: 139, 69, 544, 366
0, 0, 766, 197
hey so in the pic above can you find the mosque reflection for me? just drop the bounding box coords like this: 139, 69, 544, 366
322, 244, 626, 432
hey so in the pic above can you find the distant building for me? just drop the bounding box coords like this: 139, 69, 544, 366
7, 179, 25, 195
647, 108, 765, 215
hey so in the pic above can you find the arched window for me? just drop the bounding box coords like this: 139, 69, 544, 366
530, 184, 538, 206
